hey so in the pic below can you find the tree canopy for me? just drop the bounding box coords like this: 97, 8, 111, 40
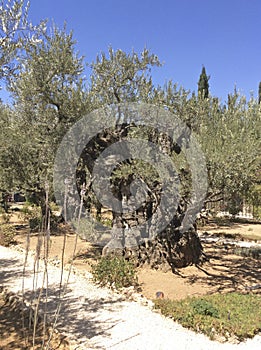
0, 0, 46, 87
0, 0, 260, 225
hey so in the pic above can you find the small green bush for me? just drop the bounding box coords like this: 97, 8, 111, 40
20, 203, 59, 231
91, 256, 138, 289
0, 224, 16, 246
191, 299, 219, 318
20, 203, 42, 230
99, 218, 112, 227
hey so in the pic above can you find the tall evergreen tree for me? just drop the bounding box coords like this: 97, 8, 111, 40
197, 66, 210, 98
258, 81, 261, 104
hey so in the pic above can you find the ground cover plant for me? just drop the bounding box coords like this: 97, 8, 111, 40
154, 293, 261, 341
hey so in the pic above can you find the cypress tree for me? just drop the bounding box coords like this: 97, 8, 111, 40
198, 66, 210, 98
258, 82, 261, 104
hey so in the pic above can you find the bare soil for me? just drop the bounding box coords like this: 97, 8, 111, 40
0, 294, 69, 350
12, 220, 261, 301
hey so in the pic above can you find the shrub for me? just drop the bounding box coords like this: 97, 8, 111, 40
191, 299, 219, 318
91, 256, 138, 289
99, 218, 112, 227
19, 203, 59, 231
0, 224, 16, 246
20, 203, 42, 230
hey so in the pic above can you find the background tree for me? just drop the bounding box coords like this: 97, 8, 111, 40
196, 92, 260, 213
90, 47, 161, 107
197, 65, 210, 99
2, 25, 88, 215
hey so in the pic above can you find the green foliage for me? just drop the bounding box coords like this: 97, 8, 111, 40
247, 184, 261, 220
20, 203, 42, 230
91, 256, 138, 289
253, 206, 261, 220
20, 202, 61, 231
20, 202, 40, 220
196, 92, 261, 205
1, 23, 88, 208
90, 47, 161, 106
0, 0, 46, 84
154, 293, 261, 341
225, 193, 243, 216
98, 217, 112, 227
0, 206, 11, 223
0, 223, 16, 246
0, 2, 260, 231
191, 299, 219, 318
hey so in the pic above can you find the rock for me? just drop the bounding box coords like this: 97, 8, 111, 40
155, 291, 164, 299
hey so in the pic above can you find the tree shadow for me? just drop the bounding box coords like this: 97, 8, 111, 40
75, 244, 103, 260
185, 242, 261, 294
0, 292, 71, 350
210, 217, 259, 227
0, 258, 32, 285
21, 286, 125, 345
0, 252, 125, 348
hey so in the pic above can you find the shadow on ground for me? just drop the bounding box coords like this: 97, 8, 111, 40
185, 242, 261, 294
21, 286, 125, 342
0, 252, 125, 348
0, 258, 32, 285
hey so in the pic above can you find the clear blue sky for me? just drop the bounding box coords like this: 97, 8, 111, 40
3, 0, 261, 103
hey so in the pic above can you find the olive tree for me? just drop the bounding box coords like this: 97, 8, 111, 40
71, 48, 204, 270
0, 0, 46, 86
192, 92, 261, 214
3, 25, 88, 214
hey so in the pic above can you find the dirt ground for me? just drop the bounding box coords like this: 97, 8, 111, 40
0, 294, 69, 350
9, 211, 261, 301
1, 209, 261, 349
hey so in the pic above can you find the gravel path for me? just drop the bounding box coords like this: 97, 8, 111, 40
0, 245, 260, 350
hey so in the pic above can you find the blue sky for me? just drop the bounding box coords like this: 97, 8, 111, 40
3, 0, 261, 103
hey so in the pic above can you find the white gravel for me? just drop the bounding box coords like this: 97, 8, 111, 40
0, 245, 260, 350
